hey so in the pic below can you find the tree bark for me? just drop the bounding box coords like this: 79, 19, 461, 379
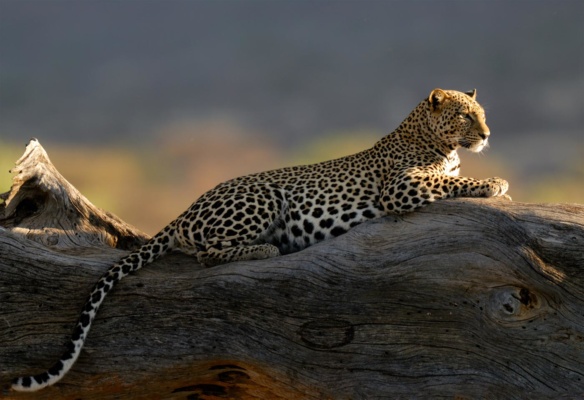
1, 140, 583, 399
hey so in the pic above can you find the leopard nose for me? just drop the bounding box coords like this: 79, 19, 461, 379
478, 131, 490, 140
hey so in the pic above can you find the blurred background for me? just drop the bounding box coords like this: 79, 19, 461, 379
1, 0, 582, 234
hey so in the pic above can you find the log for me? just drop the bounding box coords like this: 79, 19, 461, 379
0, 139, 149, 251
1, 140, 583, 399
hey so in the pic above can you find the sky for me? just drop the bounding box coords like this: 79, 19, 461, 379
0, 0, 582, 185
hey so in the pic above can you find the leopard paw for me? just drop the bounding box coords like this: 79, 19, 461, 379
485, 177, 509, 197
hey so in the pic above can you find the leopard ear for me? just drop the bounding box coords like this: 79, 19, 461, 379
428, 89, 448, 112
465, 89, 477, 100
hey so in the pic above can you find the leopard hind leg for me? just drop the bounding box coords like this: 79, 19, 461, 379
193, 183, 289, 267
197, 243, 281, 267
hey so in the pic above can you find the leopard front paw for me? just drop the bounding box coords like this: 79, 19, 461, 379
485, 177, 509, 197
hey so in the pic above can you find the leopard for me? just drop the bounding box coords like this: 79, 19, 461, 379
12, 88, 509, 391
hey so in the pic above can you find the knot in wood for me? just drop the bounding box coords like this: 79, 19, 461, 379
488, 286, 541, 323
299, 319, 354, 349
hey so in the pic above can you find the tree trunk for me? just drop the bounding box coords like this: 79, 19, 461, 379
1, 140, 583, 399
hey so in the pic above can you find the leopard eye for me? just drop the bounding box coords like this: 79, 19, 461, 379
460, 113, 473, 122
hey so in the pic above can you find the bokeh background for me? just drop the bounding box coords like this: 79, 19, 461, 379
1, 0, 582, 235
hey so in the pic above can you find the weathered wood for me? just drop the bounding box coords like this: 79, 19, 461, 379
1, 140, 583, 399
0, 139, 149, 251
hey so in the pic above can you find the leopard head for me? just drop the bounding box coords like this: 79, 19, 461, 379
427, 88, 490, 152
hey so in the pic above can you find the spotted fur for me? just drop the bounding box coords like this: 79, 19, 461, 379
12, 88, 509, 391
